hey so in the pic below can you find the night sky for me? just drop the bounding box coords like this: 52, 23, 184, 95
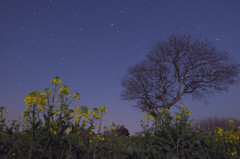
1, 0, 240, 134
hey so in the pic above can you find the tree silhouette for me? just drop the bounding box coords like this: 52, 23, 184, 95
121, 34, 239, 125
104, 125, 130, 136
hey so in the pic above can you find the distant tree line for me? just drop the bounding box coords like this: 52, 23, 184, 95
192, 116, 240, 134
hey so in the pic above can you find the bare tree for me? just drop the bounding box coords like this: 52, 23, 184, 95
121, 34, 239, 125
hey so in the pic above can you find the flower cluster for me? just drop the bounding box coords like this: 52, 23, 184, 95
50, 76, 62, 86
20, 76, 113, 140
89, 131, 105, 143
0, 106, 8, 129
211, 120, 240, 157
174, 105, 191, 122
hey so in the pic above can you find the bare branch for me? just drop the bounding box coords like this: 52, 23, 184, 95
121, 34, 239, 117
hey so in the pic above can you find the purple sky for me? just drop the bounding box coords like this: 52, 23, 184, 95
1, 0, 240, 134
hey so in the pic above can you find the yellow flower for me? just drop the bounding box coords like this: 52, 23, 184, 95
145, 114, 155, 120
218, 128, 223, 136
96, 115, 100, 120
229, 120, 234, 124
67, 128, 72, 133
74, 92, 80, 100
12, 153, 16, 156
75, 117, 80, 122
83, 120, 87, 125
197, 125, 200, 129
32, 97, 37, 103
214, 127, 223, 136
101, 106, 107, 113
52, 130, 57, 135
50, 79, 54, 85
174, 113, 181, 120
50, 128, 57, 135
40, 98, 47, 105
27, 106, 31, 111
74, 113, 78, 118
231, 148, 237, 156
75, 107, 79, 112
181, 104, 186, 108
59, 85, 70, 95
25, 91, 42, 105
51, 76, 62, 86
38, 107, 44, 112
24, 95, 32, 105
40, 90, 46, 96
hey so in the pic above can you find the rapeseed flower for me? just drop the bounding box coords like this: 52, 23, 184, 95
51, 76, 62, 86
59, 85, 70, 95
38, 106, 44, 112
73, 92, 80, 100
24, 95, 32, 105
67, 128, 72, 133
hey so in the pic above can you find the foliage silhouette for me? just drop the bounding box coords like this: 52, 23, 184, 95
121, 34, 239, 126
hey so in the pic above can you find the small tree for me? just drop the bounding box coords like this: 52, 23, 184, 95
121, 34, 239, 126
103, 124, 130, 137
114, 125, 130, 136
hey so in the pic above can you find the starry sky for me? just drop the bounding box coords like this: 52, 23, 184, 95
1, 0, 240, 134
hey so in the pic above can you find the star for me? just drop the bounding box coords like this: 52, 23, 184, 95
60, 57, 64, 65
